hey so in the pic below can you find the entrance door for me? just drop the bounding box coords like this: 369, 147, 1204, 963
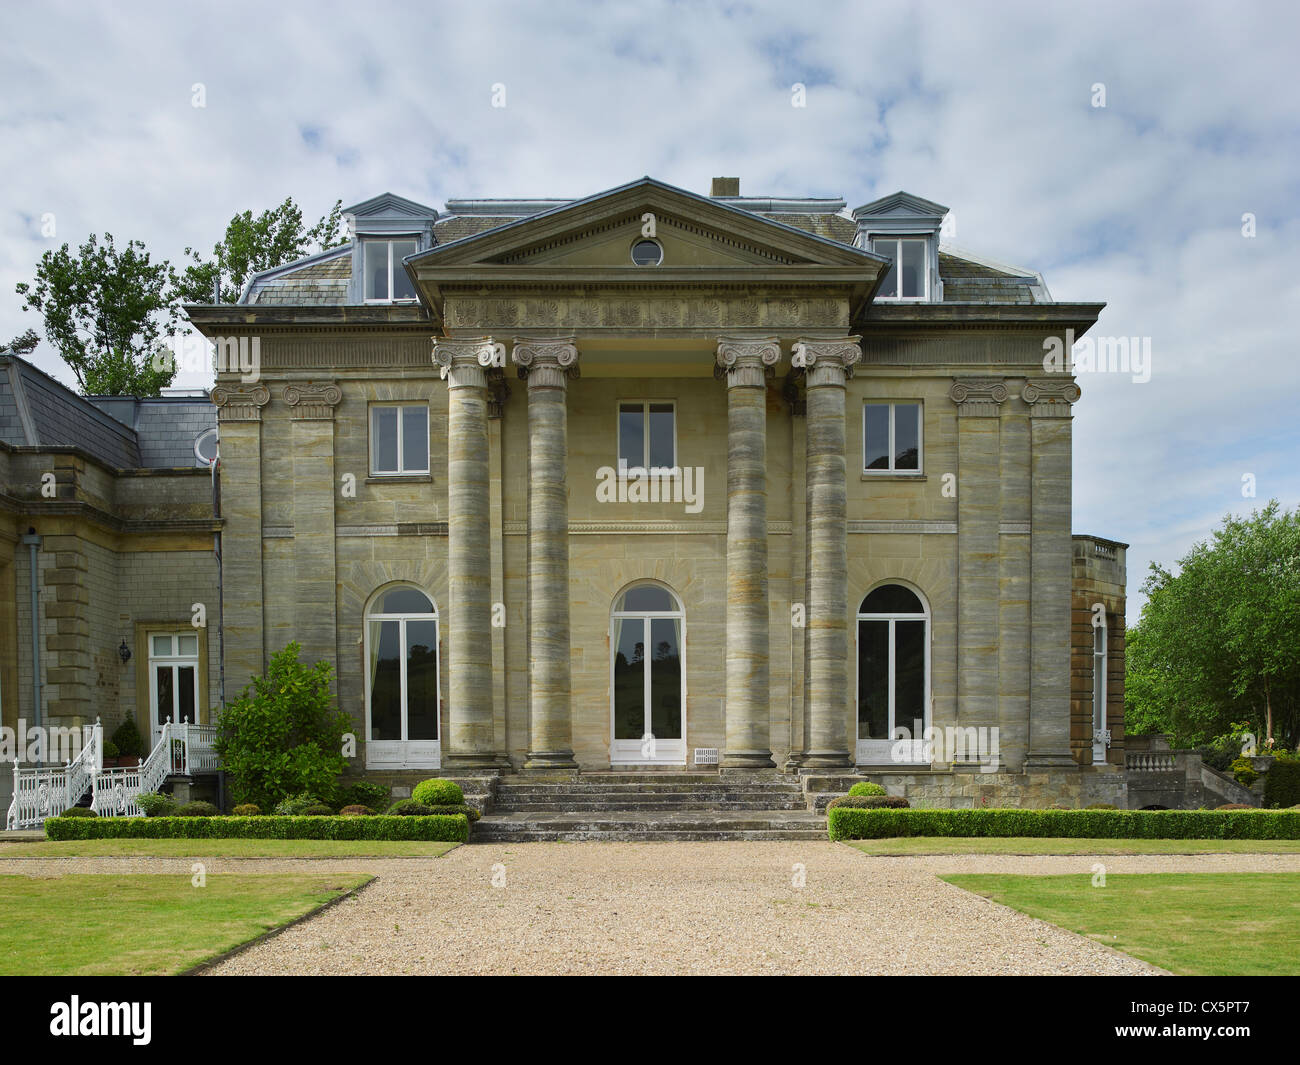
856, 584, 931, 765
148, 633, 200, 749
365, 586, 441, 769
610, 584, 685, 764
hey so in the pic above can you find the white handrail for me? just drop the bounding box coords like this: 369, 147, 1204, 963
6, 720, 100, 829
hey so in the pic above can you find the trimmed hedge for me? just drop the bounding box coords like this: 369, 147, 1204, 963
1264, 760, 1300, 808
826, 807, 1300, 842
45, 814, 469, 843
827, 794, 909, 810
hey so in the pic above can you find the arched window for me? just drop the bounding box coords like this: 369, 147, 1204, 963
856, 583, 930, 765
1092, 612, 1108, 763
365, 585, 440, 769
610, 583, 685, 764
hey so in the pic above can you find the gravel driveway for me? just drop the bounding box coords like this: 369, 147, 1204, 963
6, 845, 1297, 975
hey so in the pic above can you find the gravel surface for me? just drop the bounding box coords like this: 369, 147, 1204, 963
5, 845, 1297, 975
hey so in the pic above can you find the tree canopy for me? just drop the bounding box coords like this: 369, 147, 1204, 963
1126, 500, 1300, 749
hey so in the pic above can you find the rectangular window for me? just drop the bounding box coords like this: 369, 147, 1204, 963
871, 237, 929, 300
370, 404, 429, 475
617, 401, 676, 472
363, 238, 419, 302
863, 402, 922, 473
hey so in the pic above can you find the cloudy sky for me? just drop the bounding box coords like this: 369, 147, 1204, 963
1, 0, 1296, 614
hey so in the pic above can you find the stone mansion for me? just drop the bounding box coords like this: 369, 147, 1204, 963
0, 176, 1130, 808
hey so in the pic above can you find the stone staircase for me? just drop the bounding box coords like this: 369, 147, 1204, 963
474, 773, 827, 842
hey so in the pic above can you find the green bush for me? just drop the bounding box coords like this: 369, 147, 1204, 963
101, 739, 120, 759
273, 792, 326, 817
44, 814, 470, 843
826, 807, 1300, 841
1230, 756, 1258, 788
339, 805, 373, 816
214, 642, 350, 812
411, 779, 464, 807
110, 718, 144, 758
1085, 803, 1118, 810
336, 781, 390, 812
828, 795, 909, 810
59, 806, 96, 818
175, 801, 219, 817
386, 799, 434, 816
847, 781, 886, 797
301, 804, 334, 816
1264, 760, 1300, 808
425, 803, 481, 823
231, 803, 261, 817
136, 793, 176, 818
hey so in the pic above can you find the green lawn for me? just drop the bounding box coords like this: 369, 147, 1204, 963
942, 872, 1300, 975
0, 873, 372, 975
844, 837, 1300, 856
0, 839, 461, 859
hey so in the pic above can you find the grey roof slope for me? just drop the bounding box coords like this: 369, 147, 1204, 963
89, 394, 217, 468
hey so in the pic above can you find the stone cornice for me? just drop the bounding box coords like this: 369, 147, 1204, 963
512, 336, 580, 390
432, 336, 505, 390
715, 335, 781, 387
791, 336, 863, 386
948, 376, 1010, 417
211, 383, 270, 422
282, 382, 342, 420
1022, 377, 1081, 418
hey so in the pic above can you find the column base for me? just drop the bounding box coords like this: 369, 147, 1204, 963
721, 750, 775, 769
801, 749, 853, 769
523, 750, 579, 771
443, 753, 512, 771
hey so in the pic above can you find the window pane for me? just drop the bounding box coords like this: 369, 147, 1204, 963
647, 403, 674, 469
649, 617, 681, 739
620, 585, 674, 612
894, 620, 926, 734
177, 666, 196, 723
618, 403, 644, 469
900, 240, 925, 298
370, 620, 401, 741
372, 407, 398, 473
177, 634, 198, 657
401, 405, 428, 472
364, 241, 389, 301
872, 239, 897, 297
613, 618, 645, 740
864, 405, 890, 470
151, 635, 172, 658
405, 620, 439, 740
857, 620, 889, 739
155, 666, 173, 726
391, 241, 418, 300
860, 584, 924, 614
379, 587, 433, 614
894, 403, 920, 470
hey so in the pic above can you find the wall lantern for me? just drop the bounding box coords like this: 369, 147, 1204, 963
118, 639, 132, 665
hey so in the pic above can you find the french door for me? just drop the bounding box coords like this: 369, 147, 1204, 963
148, 633, 200, 749
610, 584, 685, 764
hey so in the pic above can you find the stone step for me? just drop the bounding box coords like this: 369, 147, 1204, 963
473, 829, 829, 842
494, 799, 811, 812
475, 811, 827, 843
495, 782, 803, 795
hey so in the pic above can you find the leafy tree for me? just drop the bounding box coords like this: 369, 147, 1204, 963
174, 197, 345, 305
214, 642, 350, 810
2, 328, 39, 355
14, 233, 178, 395
1126, 501, 1300, 748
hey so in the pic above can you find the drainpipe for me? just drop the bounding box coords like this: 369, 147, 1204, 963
212, 448, 224, 711
20, 530, 41, 735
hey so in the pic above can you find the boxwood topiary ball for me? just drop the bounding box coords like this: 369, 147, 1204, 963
412, 778, 465, 806
847, 781, 886, 797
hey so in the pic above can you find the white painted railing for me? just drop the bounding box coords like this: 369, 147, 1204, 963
7, 722, 101, 829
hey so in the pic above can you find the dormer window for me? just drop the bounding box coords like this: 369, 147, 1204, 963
871, 237, 929, 300
364, 238, 419, 302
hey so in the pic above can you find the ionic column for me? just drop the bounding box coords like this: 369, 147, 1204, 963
433, 337, 503, 767
795, 336, 861, 768
716, 336, 781, 768
512, 337, 579, 770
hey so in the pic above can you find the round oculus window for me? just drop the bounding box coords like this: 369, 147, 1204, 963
630, 239, 663, 266
194, 427, 219, 467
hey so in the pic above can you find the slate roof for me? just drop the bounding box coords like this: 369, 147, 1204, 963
0, 352, 216, 469
244, 246, 351, 306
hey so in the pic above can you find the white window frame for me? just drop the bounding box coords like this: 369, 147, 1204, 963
363, 585, 441, 770
1092, 613, 1109, 763
369, 402, 429, 476
616, 400, 678, 475
863, 401, 923, 475
871, 236, 930, 301
609, 582, 687, 766
147, 631, 201, 749
855, 583, 931, 766
362, 237, 419, 304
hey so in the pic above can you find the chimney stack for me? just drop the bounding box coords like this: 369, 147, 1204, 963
710, 177, 740, 197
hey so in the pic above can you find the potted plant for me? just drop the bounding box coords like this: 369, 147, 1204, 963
100, 739, 121, 767
109, 719, 143, 767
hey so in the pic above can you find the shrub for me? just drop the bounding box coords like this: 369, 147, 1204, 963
136, 793, 176, 818
44, 814, 470, 843
214, 642, 350, 812
339, 805, 373, 816
174, 801, 219, 817
101, 739, 120, 759
231, 803, 261, 817
59, 806, 96, 818
1230, 756, 1258, 788
1216, 803, 1253, 810
1085, 803, 1117, 810
847, 782, 886, 797
336, 781, 390, 812
411, 779, 464, 807
826, 807, 1300, 842
387, 799, 435, 816
1264, 760, 1300, 809
110, 718, 144, 759
301, 804, 334, 816
828, 795, 909, 810
424, 803, 481, 822
273, 792, 325, 817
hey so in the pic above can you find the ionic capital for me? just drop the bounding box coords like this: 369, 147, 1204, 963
211, 383, 270, 422
715, 335, 781, 388
1022, 377, 1081, 418
791, 336, 862, 387
948, 377, 1009, 418
282, 382, 342, 420
512, 336, 579, 390
433, 336, 505, 390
